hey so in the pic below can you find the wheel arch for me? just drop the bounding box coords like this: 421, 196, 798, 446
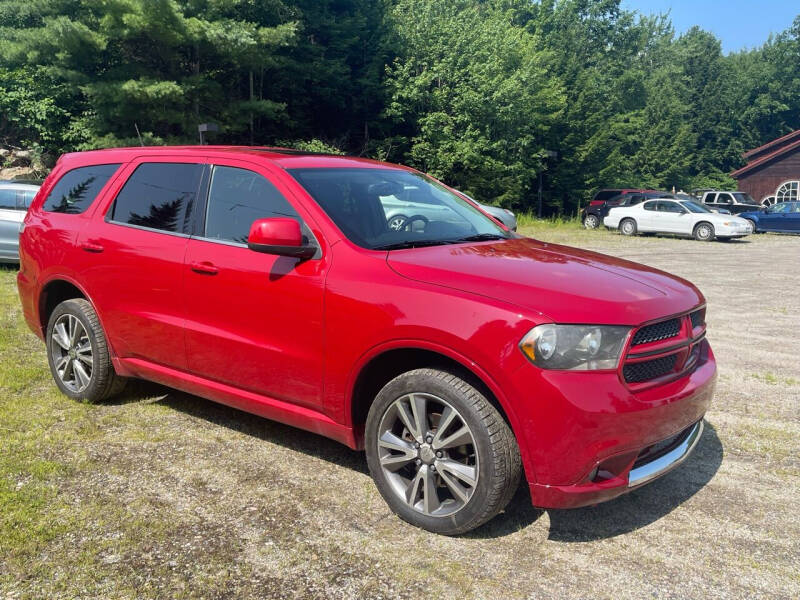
348, 342, 520, 451
38, 277, 89, 336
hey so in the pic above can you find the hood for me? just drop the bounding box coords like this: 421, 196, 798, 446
387, 238, 703, 325
704, 212, 750, 224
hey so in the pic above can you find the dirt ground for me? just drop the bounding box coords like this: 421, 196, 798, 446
1, 230, 798, 599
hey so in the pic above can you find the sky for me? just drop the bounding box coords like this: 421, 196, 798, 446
622, 0, 799, 53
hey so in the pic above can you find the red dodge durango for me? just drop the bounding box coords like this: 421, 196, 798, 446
17, 146, 715, 534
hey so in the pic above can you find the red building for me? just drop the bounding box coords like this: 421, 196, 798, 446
732, 129, 800, 205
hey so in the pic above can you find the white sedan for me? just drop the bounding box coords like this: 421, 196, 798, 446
604, 198, 752, 241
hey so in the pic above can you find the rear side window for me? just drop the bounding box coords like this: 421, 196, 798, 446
703, 193, 716, 203
593, 190, 618, 202
111, 163, 203, 233
204, 166, 299, 244
43, 164, 120, 214
643, 201, 657, 211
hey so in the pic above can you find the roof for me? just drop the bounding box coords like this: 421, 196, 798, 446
731, 135, 800, 179
743, 129, 800, 159
57, 145, 405, 171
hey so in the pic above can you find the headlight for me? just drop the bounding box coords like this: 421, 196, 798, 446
519, 324, 631, 370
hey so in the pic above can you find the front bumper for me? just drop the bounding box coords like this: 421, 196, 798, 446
508, 339, 716, 509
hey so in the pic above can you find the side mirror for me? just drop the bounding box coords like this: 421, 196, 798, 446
247, 218, 316, 260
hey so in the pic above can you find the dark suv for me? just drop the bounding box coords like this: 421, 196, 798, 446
582, 190, 672, 229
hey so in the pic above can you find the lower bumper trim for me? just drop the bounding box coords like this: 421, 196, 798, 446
628, 420, 704, 488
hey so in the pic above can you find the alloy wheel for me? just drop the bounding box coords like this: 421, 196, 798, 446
584, 215, 599, 229
387, 216, 407, 231
49, 314, 93, 393
376, 393, 478, 517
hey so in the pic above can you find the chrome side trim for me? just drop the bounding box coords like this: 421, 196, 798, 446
628, 420, 704, 488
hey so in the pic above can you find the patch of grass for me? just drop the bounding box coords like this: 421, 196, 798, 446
750, 372, 798, 386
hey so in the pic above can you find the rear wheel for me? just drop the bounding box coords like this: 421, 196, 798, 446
583, 214, 600, 229
620, 218, 637, 236
693, 222, 715, 242
46, 299, 126, 402
387, 215, 408, 231
365, 368, 520, 535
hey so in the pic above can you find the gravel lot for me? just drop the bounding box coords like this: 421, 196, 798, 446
1, 230, 798, 599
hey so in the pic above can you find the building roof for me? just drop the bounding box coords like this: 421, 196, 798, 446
743, 129, 800, 159
731, 131, 800, 179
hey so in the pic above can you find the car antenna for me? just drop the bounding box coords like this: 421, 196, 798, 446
134, 123, 144, 147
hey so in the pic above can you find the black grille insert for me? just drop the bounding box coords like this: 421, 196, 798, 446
690, 309, 704, 329
631, 318, 681, 346
624, 354, 678, 383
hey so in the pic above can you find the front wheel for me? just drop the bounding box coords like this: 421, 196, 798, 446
365, 369, 521, 535
693, 222, 715, 242
744, 219, 757, 234
46, 299, 126, 402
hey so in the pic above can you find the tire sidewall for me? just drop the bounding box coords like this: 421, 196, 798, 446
620, 219, 636, 235
695, 223, 714, 241
46, 300, 102, 401
365, 371, 501, 534
584, 214, 599, 229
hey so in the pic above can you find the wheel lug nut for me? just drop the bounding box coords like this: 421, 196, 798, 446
435, 451, 443, 458
431, 465, 436, 472
425, 436, 433, 443
415, 459, 421, 465
414, 442, 420, 449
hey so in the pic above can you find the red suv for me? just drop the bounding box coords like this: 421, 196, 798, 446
17, 147, 715, 534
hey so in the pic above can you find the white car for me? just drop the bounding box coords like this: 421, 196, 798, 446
604, 198, 752, 241
0, 181, 39, 263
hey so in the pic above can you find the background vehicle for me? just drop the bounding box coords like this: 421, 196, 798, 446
0, 181, 39, 263
605, 198, 751, 241
738, 201, 800, 233
18, 147, 715, 535
581, 190, 672, 229
698, 190, 761, 214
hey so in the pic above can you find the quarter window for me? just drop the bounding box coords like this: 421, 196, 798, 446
204, 166, 300, 244
43, 164, 120, 214
111, 163, 203, 233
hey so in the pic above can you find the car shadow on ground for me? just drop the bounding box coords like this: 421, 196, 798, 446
111, 380, 723, 541
109, 379, 369, 474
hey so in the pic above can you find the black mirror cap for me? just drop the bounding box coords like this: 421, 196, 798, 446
248, 243, 317, 260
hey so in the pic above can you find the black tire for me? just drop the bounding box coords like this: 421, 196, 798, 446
365, 368, 521, 535
583, 214, 600, 229
619, 218, 637, 236
46, 298, 126, 403
693, 222, 715, 242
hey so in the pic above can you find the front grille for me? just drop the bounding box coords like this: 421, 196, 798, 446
632, 424, 694, 469
631, 318, 681, 346
690, 309, 705, 329
623, 354, 678, 383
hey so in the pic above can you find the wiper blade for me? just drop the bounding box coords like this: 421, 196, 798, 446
454, 233, 509, 242
373, 239, 458, 250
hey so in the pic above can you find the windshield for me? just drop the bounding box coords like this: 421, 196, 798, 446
733, 192, 756, 204
681, 200, 712, 214
288, 168, 511, 249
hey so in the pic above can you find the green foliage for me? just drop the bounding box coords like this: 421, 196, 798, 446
0, 0, 798, 213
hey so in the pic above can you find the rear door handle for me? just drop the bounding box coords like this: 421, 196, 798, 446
81, 242, 104, 253
190, 261, 219, 275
